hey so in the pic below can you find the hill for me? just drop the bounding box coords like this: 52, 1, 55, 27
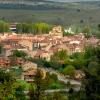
0, 1, 100, 27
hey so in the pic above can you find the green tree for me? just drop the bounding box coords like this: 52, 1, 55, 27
71, 52, 86, 69
16, 23, 23, 33
0, 21, 10, 33
84, 45, 96, 59
16, 22, 51, 34
50, 83, 62, 89
0, 70, 16, 100
83, 65, 100, 100
15, 83, 27, 100
63, 65, 75, 77
97, 24, 100, 31
29, 69, 47, 100
12, 50, 27, 58
81, 46, 100, 100
51, 49, 69, 64
52, 92, 67, 100
49, 50, 70, 69
82, 26, 92, 38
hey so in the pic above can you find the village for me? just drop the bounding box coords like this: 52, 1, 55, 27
0, 25, 99, 83
0, 0, 100, 99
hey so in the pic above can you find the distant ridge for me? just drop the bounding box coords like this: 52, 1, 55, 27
0, 0, 46, 6
46, 0, 100, 2
0, 0, 59, 10
0, 0, 45, 4
0, 0, 100, 10
0, 0, 99, 4
0, 0, 44, 2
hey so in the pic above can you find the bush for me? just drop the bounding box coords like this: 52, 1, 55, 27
63, 65, 75, 77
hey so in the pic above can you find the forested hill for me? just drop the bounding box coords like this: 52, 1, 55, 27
46, 0, 100, 2
0, 0, 47, 10
0, 0, 100, 10
0, 2, 64, 10
0, 0, 44, 1
0, 0, 45, 3
0, 0, 100, 27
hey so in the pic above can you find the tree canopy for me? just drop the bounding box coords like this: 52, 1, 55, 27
16, 22, 51, 34
11, 50, 27, 58
63, 65, 75, 77
0, 21, 10, 33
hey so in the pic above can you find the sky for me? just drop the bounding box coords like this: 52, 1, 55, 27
46, 0, 100, 2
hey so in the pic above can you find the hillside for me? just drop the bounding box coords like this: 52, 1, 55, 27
0, 1, 100, 27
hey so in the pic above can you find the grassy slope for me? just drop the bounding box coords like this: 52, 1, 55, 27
0, 1, 100, 27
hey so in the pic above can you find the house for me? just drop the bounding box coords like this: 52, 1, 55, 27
22, 62, 37, 71
34, 50, 52, 61
21, 62, 37, 82
0, 32, 99, 62
22, 69, 37, 83
0, 57, 25, 68
0, 57, 11, 68
75, 70, 85, 80
49, 26, 63, 37
18, 40, 33, 51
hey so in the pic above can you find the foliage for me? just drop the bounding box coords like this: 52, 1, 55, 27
70, 52, 85, 69
82, 25, 91, 33
50, 83, 62, 89
11, 50, 27, 58
29, 69, 47, 100
15, 80, 29, 100
47, 73, 63, 89
0, 20, 10, 33
0, 70, 16, 100
0, 69, 30, 100
84, 45, 98, 59
82, 26, 92, 38
50, 49, 69, 65
64, 25, 82, 36
16, 22, 51, 34
10, 66, 23, 77
79, 46, 100, 100
52, 92, 68, 100
63, 65, 75, 77
83, 65, 100, 100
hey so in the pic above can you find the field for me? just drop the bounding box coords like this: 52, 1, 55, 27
0, 1, 100, 27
